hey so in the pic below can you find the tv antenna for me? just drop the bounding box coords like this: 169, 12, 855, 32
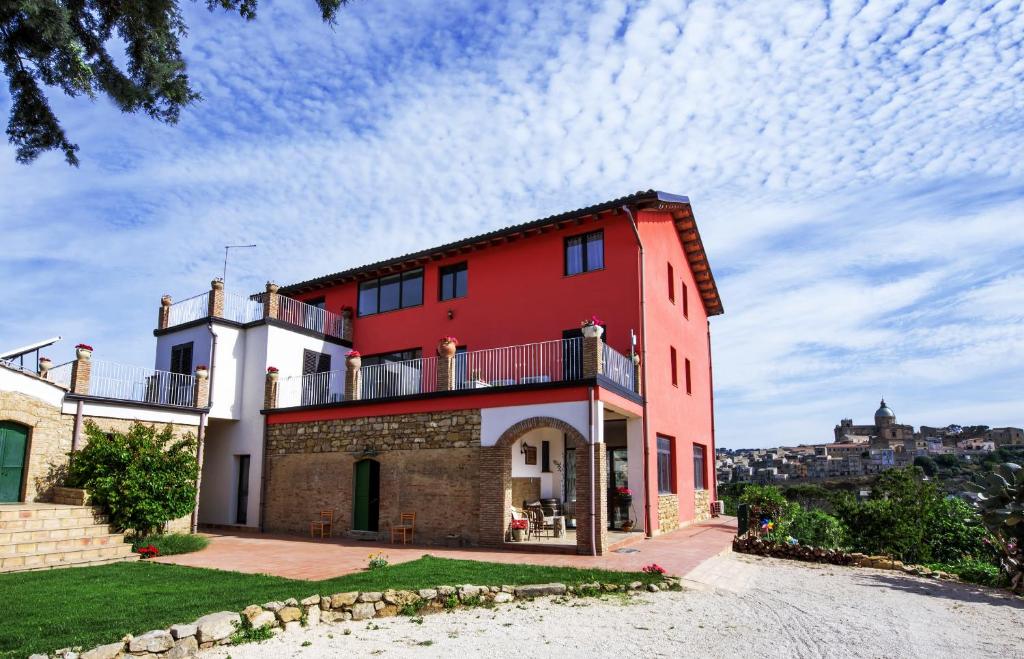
222, 244, 257, 286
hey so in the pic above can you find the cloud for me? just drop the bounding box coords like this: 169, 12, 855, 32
1, 0, 1022, 446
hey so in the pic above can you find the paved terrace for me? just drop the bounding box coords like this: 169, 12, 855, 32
155, 517, 736, 580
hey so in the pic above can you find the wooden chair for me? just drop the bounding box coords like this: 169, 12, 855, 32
309, 510, 334, 539
526, 506, 553, 539
390, 512, 416, 544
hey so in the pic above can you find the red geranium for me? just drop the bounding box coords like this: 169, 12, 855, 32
137, 545, 160, 559
510, 519, 529, 530
642, 563, 666, 575
266, 366, 279, 373
75, 343, 94, 351
616, 486, 633, 497
347, 350, 361, 358
439, 336, 458, 345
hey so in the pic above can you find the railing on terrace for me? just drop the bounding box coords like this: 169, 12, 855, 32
46, 361, 73, 388
276, 336, 640, 407
166, 292, 210, 327
223, 291, 264, 324
0, 357, 38, 377
276, 297, 346, 339
87, 360, 196, 407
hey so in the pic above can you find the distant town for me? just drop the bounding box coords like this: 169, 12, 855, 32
717, 398, 1024, 484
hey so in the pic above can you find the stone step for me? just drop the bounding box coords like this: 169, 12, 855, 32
0, 532, 128, 557
0, 542, 135, 571
0, 504, 106, 522
0, 511, 109, 532
0, 523, 116, 545
0, 550, 139, 574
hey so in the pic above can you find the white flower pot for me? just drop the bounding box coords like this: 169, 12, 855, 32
581, 325, 603, 339
75, 348, 92, 360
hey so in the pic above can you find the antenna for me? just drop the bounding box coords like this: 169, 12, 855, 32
223, 244, 257, 286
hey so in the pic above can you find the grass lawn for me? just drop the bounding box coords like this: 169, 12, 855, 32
0, 556, 659, 657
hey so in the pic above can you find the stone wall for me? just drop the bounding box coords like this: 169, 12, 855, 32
264, 410, 482, 545
657, 494, 679, 534
0, 390, 73, 502
694, 489, 711, 522
511, 477, 540, 507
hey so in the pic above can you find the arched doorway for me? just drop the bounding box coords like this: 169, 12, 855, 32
353, 459, 380, 532
479, 416, 607, 555
0, 421, 30, 503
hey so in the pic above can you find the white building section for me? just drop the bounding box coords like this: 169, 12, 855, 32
479, 401, 597, 447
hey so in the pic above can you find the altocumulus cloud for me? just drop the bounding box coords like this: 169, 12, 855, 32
0, 0, 1022, 447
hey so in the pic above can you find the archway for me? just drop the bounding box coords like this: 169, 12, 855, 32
479, 416, 607, 555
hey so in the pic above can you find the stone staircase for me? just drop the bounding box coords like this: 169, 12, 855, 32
0, 503, 138, 573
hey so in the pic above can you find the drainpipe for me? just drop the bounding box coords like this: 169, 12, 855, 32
206, 322, 219, 409
191, 411, 208, 533
588, 386, 597, 557
707, 321, 718, 503
622, 204, 653, 537
71, 399, 84, 452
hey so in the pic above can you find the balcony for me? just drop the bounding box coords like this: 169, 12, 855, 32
275, 337, 639, 408
50, 359, 197, 408
160, 282, 348, 341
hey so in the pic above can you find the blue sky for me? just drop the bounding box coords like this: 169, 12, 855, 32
1, 0, 1022, 448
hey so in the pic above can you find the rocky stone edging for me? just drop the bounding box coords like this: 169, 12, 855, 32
34, 578, 682, 659
732, 536, 961, 581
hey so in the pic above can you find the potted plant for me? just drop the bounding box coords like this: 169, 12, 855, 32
616, 485, 633, 506
437, 336, 458, 358
195, 364, 209, 378
580, 316, 604, 339
75, 343, 93, 360
510, 518, 528, 542
621, 519, 635, 533
38, 356, 52, 375
346, 350, 361, 369
266, 366, 279, 381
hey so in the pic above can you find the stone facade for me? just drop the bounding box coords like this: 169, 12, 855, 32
263, 411, 482, 545
657, 494, 679, 534
694, 488, 711, 522
511, 477, 541, 507
0, 390, 73, 502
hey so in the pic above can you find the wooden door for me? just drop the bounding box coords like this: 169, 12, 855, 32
353, 459, 380, 532
0, 422, 28, 503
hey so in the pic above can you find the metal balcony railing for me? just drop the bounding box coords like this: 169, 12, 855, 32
275, 297, 346, 339
602, 342, 637, 392
46, 361, 73, 388
164, 289, 346, 340
87, 360, 196, 407
166, 292, 210, 327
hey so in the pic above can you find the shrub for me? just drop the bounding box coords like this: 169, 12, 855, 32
914, 455, 939, 477
787, 507, 848, 550
966, 462, 1024, 593
740, 485, 797, 539
131, 533, 209, 556
230, 617, 274, 645
924, 496, 990, 564
926, 559, 1007, 587
368, 552, 389, 569
66, 421, 198, 538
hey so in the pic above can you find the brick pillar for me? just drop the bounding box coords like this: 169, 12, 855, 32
341, 307, 353, 342
208, 279, 225, 318
576, 443, 608, 555
478, 446, 512, 547
344, 356, 362, 401
264, 371, 279, 409
632, 354, 642, 395
70, 347, 92, 395
436, 354, 456, 391
193, 367, 210, 408
263, 282, 280, 320
582, 333, 604, 378
158, 295, 172, 329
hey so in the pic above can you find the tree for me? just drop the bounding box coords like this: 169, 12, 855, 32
1, 0, 351, 165
914, 455, 939, 477
66, 421, 198, 537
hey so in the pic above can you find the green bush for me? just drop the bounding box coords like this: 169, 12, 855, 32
925, 559, 1007, 587
966, 462, 1024, 593
66, 421, 198, 538
914, 455, 939, 477
131, 533, 209, 556
739, 485, 796, 540
788, 507, 848, 549
925, 496, 990, 564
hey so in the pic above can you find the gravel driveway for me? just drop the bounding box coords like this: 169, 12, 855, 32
202, 552, 1024, 658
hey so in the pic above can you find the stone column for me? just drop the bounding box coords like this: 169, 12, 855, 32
193, 366, 210, 408
264, 370, 279, 409
477, 446, 512, 547
70, 347, 92, 395
263, 281, 280, 320
158, 295, 172, 329
344, 356, 362, 401
208, 279, 225, 318
576, 444, 608, 555
582, 334, 604, 379
340, 306, 354, 342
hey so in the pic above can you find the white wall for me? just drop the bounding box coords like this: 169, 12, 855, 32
60, 400, 202, 426
0, 366, 65, 408
480, 401, 596, 447
510, 428, 565, 500
626, 416, 646, 532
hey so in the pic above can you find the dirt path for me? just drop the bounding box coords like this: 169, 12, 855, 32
203, 552, 1024, 658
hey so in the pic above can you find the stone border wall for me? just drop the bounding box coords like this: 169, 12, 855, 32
41, 577, 683, 659
657, 494, 679, 533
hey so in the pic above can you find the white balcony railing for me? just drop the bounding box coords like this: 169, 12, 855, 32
274, 336, 642, 407
166, 292, 210, 327
46, 360, 74, 388
164, 289, 346, 340
276, 297, 346, 338
223, 291, 264, 324
87, 360, 196, 407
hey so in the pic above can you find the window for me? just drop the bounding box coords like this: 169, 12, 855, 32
301, 350, 332, 406
684, 358, 692, 394
657, 436, 675, 494
693, 444, 706, 490
682, 281, 689, 318
670, 346, 678, 386
439, 262, 468, 300
170, 342, 193, 375
668, 263, 675, 302
361, 349, 424, 398
358, 269, 424, 316
564, 230, 604, 275
541, 440, 550, 473
302, 349, 331, 376
361, 349, 422, 366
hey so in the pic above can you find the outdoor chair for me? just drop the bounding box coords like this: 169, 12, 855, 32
526, 505, 554, 538
309, 510, 334, 539
390, 512, 416, 544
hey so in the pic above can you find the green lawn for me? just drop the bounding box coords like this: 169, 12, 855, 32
0, 556, 658, 657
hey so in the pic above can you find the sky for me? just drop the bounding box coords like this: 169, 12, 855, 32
1, 0, 1022, 449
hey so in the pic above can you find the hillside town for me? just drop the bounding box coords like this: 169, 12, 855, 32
716, 398, 1024, 484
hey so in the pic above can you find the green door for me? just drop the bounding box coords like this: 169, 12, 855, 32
0, 422, 28, 503
353, 460, 380, 532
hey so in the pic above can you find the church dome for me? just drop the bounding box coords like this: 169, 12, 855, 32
875, 399, 895, 420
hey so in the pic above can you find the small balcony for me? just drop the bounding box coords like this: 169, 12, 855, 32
49, 359, 198, 408
159, 281, 349, 341
274, 337, 639, 408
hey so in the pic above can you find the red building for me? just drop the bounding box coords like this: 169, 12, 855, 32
156, 190, 722, 555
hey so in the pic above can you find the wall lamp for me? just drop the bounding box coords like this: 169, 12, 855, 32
447, 309, 455, 320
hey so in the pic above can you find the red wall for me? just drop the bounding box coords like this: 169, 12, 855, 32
294, 215, 642, 361
637, 210, 715, 530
